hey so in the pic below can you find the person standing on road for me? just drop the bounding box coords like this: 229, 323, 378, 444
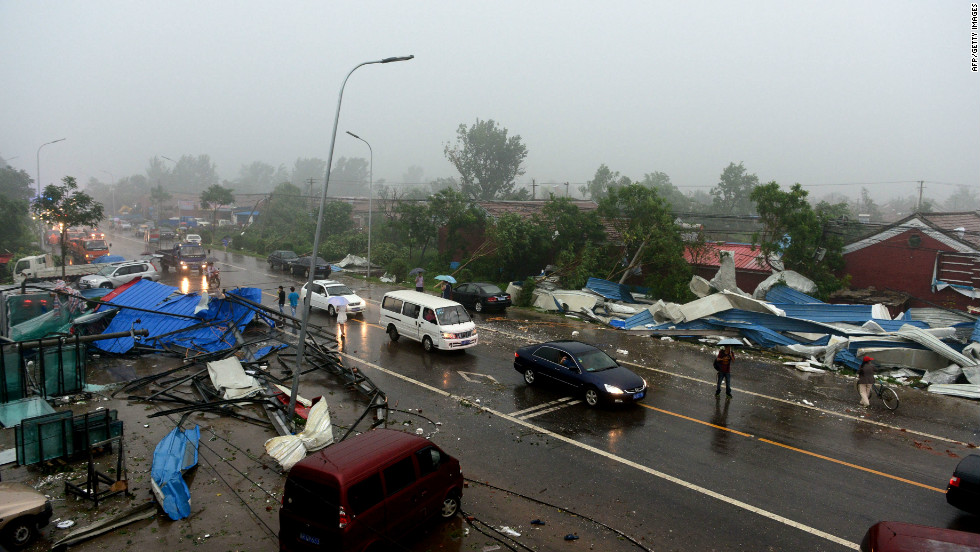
715, 345, 734, 398
277, 286, 286, 315
415, 273, 424, 292
857, 355, 875, 408
288, 286, 299, 318
336, 303, 347, 339
440, 280, 452, 299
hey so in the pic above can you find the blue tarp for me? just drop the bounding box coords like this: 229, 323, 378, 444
91, 280, 265, 354
585, 277, 639, 304
92, 255, 126, 264
151, 425, 200, 521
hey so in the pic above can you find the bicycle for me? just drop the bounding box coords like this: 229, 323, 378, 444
872, 378, 900, 410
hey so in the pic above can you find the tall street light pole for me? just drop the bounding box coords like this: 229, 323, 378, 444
346, 131, 373, 279
101, 170, 116, 218
35, 138, 66, 244
288, 54, 414, 428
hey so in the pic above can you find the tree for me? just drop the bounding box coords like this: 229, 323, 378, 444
200, 183, 235, 241
236, 161, 277, 194
31, 176, 104, 276
444, 119, 528, 200
944, 185, 980, 212
539, 196, 606, 256
711, 162, 759, 214
291, 157, 328, 193
171, 154, 219, 192
639, 172, 689, 212
394, 201, 435, 263
854, 187, 882, 220
151, 183, 173, 221
750, 182, 846, 297
327, 157, 368, 197
580, 164, 631, 201
489, 213, 550, 279
598, 184, 691, 301
0, 161, 34, 202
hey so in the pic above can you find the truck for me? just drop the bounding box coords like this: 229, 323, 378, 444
155, 243, 207, 273
11, 254, 102, 284
70, 238, 111, 263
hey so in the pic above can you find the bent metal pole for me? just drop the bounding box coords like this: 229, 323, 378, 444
288, 55, 414, 429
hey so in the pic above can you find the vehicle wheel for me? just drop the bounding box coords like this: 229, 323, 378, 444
523, 368, 535, 385
474, 301, 484, 313
327, 305, 336, 316
440, 493, 461, 519
584, 387, 601, 407
387, 325, 399, 342
3, 517, 37, 549
100, 282, 112, 289
881, 387, 900, 410
304, 269, 310, 278
422, 336, 435, 352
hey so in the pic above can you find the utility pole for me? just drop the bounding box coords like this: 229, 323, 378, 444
531, 179, 536, 200
565, 182, 570, 197
306, 178, 318, 210
916, 180, 925, 212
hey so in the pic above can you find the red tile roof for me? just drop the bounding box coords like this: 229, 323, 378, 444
684, 242, 772, 273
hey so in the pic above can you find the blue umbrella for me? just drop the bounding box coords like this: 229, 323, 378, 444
434, 275, 456, 284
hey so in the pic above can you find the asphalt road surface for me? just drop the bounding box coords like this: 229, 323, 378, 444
96, 229, 980, 551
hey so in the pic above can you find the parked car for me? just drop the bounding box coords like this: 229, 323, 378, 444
860, 521, 980, 551
279, 429, 463, 552
514, 340, 647, 407
452, 282, 511, 313
301, 280, 366, 316
78, 260, 160, 289
185, 233, 202, 244
267, 250, 299, 271
0, 482, 53, 549
947, 454, 980, 514
289, 256, 331, 279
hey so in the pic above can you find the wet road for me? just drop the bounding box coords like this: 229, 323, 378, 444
102, 230, 980, 551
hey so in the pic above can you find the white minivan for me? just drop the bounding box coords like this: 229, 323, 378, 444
380, 290, 478, 352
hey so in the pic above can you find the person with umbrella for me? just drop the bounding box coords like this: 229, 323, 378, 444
328, 296, 349, 339
410, 268, 425, 292
435, 275, 456, 299
715, 338, 739, 398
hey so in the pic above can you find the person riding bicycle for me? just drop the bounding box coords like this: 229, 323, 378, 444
205, 261, 220, 285
857, 355, 875, 408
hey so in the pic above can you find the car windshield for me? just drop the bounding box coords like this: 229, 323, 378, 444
282, 252, 298, 259
479, 284, 503, 294
187, 234, 201, 240
325, 285, 353, 296
576, 349, 619, 372
96, 265, 116, 276
84, 240, 109, 250
180, 245, 205, 256
436, 305, 471, 325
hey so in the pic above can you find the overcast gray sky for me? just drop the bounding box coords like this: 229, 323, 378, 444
2, 1, 977, 201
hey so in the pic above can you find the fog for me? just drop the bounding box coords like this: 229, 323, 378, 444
2, 1, 977, 202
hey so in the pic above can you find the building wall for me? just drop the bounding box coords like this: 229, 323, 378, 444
842, 228, 978, 310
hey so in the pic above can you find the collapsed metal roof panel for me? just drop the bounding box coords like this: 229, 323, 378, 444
763, 285, 824, 304
772, 303, 882, 324
906, 308, 976, 328
585, 277, 640, 304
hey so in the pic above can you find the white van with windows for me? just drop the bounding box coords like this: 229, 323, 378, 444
380, 290, 478, 352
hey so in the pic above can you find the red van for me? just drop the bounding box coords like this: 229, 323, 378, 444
279, 429, 463, 552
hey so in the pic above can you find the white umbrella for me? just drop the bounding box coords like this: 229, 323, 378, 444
327, 296, 349, 306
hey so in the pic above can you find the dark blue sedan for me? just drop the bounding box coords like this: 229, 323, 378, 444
514, 340, 647, 407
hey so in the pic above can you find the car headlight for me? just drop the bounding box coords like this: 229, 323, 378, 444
441, 332, 457, 339
603, 384, 625, 395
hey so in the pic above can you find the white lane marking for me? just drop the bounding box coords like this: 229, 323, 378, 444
508, 396, 576, 417
519, 400, 582, 420
340, 352, 858, 550
457, 371, 498, 384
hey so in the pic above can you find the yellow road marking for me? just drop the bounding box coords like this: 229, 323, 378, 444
758, 438, 946, 493
641, 403, 755, 437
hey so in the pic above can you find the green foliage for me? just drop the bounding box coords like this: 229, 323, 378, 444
0, 163, 34, 202
514, 277, 537, 308
580, 164, 631, 201
200, 183, 235, 243
750, 181, 846, 297
328, 157, 368, 197
488, 213, 550, 281
555, 242, 606, 290
319, 201, 354, 238
444, 119, 528, 200
369, 242, 408, 266
0, 195, 37, 252
32, 176, 105, 272
430, 188, 484, 263
539, 195, 606, 256
394, 201, 435, 263
638, 172, 690, 212
387, 258, 409, 282
711, 162, 759, 214
150, 183, 172, 220
320, 230, 367, 261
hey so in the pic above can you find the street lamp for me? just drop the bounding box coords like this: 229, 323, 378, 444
35, 138, 66, 244
101, 170, 116, 218
288, 54, 414, 427
346, 131, 373, 279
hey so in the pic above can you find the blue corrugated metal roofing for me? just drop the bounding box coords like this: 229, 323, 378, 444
91, 280, 264, 354
764, 286, 823, 304
713, 309, 849, 336
971, 319, 980, 343
871, 319, 929, 331
621, 308, 655, 329
585, 277, 639, 304
771, 304, 880, 324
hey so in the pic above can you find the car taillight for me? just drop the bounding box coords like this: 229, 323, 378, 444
514, 352, 519, 358
338, 506, 349, 529
949, 476, 961, 488
488, 297, 497, 302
